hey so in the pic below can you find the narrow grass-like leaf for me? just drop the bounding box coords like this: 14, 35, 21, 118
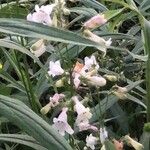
0, 18, 100, 47
0, 95, 73, 150
0, 134, 47, 150
0, 70, 25, 93
143, 19, 150, 121
81, 0, 108, 11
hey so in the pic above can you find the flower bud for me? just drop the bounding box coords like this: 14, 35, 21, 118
63, 8, 70, 15
83, 14, 107, 29
40, 103, 51, 115
104, 74, 117, 82
124, 135, 144, 150
0, 63, 2, 69
55, 77, 65, 87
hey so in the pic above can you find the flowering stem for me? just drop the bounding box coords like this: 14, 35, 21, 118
96, 87, 104, 127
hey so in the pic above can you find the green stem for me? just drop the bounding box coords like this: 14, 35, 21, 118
146, 58, 150, 122
14, 52, 40, 113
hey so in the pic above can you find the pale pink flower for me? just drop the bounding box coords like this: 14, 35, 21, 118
86, 134, 98, 150
72, 96, 92, 125
84, 14, 107, 29
73, 73, 81, 89
48, 60, 64, 77
100, 127, 108, 144
53, 108, 74, 136
50, 93, 65, 107
27, 4, 55, 25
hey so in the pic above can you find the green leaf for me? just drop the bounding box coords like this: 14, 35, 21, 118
0, 18, 100, 47
104, 8, 125, 20
0, 4, 27, 18
81, 0, 108, 11
127, 50, 148, 61
143, 19, 150, 121
0, 95, 73, 150
0, 134, 47, 150
0, 70, 25, 93
90, 94, 118, 123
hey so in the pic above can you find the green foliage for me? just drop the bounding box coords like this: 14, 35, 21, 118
0, 95, 73, 150
0, 0, 149, 149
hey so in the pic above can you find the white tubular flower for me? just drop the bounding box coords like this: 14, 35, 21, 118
50, 93, 65, 107
86, 134, 98, 150
72, 96, 92, 124
53, 108, 74, 136
84, 55, 99, 71
27, 4, 56, 25
100, 127, 108, 144
30, 39, 46, 57
86, 76, 106, 87
48, 60, 64, 77
84, 30, 112, 55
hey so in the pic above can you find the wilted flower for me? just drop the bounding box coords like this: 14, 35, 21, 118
27, 4, 56, 25
86, 134, 98, 150
83, 14, 107, 29
78, 122, 98, 132
112, 85, 127, 100
72, 96, 92, 125
113, 139, 124, 150
73, 61, 84, 73
53, 108, 74, 136
100, 127, 108, 144
124, 135, 144, 150
48, 60, 64, 77
30, 39, 46, 57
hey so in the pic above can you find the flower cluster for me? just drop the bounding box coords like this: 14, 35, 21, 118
39, 55, 110, 149
72, 55, 106, 88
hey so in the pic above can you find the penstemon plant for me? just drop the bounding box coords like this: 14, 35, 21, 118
0, 0, 150, 150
